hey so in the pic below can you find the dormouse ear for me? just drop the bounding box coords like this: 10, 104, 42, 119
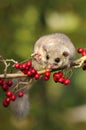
43, 45, 48, 52
63, 51, 69, 57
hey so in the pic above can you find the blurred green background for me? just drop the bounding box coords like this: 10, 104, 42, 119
0, 0, 86, 130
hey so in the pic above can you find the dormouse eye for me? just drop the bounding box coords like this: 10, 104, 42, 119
63, 51, 69, 57
55, 57, 60, 63
46, 55, 50, 60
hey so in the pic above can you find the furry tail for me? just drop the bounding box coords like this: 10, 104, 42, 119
10, 92, 30, 119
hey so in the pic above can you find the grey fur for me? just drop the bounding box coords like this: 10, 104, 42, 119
32, 33, 76, 69
10, 92, 30, 119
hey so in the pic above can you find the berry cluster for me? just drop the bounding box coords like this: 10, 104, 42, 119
14, 61, 40, 80
0, 60, 71, 107
14, 62, 71, 85
43, 71, 70, 85
53, 71, 70, 85
78, 48, 86, 56
0, 78, 24, 107
43, 71, 51, 80
0, 61, 41, 108
77, 48, 86, 70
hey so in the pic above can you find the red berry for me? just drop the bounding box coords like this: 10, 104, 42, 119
82, 51, 86, 56
5, 97, 11, 103
53, 73, 60, 79
26, 61, 32, 67
21, 69, 28, 74
14, 63, 20, 69
2, 101, 9, 107
7, 80, 13, 87
11, 94, 16, 101
63, 78, 70, 85
44, 71, 51, 77
0, 78, 4, 86
53, 72, 63, 82
58, 77, 64, 83
43, 71, 51, 81
19, 64, 23, 69
57, 72, 63, 77
31, 68, 37, 76
22, 63, 27, 69
77, 48, 84, 53
44, 76, 50, 81
27, 70, 32, 77
6, 91, 13, 97
53, 76, 58, 82
2, 84, 8, 91
34, 73, 40, 80
18, 91, 24, 97
82, 64, 86, 70
84, 60, 86, 63
53, 73, 59, 82
2, 80, 7, 85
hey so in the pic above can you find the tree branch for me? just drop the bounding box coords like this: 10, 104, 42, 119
0, 55, 86, 79
0, 69, 51, 79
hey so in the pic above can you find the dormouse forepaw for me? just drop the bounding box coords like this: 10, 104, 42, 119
31, 53, 41, 61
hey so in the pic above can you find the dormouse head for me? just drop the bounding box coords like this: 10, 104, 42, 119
42, 45, 70, 69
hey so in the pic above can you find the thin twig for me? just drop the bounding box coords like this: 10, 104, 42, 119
12, 79, 33, 93
6, 59, 18, 64
72, 55, 86, 68
0, 56, 18, 78
0, 73, 26, 78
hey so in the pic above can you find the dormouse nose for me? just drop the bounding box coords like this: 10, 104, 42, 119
54, 58, 60, 63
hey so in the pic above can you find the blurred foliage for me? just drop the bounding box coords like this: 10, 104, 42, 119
0, 0, 86, 130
